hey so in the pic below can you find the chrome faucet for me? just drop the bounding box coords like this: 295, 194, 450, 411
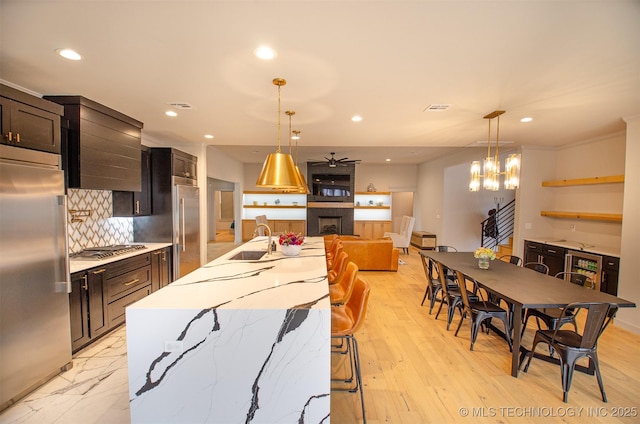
255, 223, 274, 255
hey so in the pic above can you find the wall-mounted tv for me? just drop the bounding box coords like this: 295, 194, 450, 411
311, 174, 351, 197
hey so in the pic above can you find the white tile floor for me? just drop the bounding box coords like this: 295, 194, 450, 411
0, 326, 131, 424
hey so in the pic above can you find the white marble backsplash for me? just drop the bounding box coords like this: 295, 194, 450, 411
67, 189, 133, 253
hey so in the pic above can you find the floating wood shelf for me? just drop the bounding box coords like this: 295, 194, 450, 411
540, 211, 622, 222
243, 205, 306, 209
355, 206, 390, 209
243, 190, 306, 194
355, 191, 390, 195
541, 175, 624, 187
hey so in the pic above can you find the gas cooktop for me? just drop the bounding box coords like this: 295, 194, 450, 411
70, 244, 147, 260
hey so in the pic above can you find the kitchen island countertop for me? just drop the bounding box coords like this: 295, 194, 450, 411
125, 236, 331, 423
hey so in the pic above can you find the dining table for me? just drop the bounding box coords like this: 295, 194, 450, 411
422, 251, 636, 377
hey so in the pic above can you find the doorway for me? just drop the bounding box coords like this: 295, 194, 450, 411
207, 178, 237, 261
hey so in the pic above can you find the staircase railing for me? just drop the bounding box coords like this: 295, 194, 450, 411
480, 199, 515, 250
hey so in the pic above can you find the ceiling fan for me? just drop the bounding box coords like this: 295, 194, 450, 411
310, 152, 361, 168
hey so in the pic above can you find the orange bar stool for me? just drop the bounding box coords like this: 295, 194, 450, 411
326, 243, 343, 270
328, 251, 349, 285
331, 276, 371, 423
329, 261, 358, 305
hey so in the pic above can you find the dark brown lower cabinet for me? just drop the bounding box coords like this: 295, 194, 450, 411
69, 268, 108, 352
151, 247, 172, 292
69, 252, 153, 353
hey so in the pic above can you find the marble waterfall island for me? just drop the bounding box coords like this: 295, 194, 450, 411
126, 237, 331, 423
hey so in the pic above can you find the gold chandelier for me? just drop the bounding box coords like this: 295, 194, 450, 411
469, 110, 521, 192
255, 78, 305, 190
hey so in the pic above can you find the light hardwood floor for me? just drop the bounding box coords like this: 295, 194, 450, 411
331, 246, 639, 423
2, 245, 637, 423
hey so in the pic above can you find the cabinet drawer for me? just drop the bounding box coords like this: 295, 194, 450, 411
105, 265, 151, 303
602, 256, 619, 270
524, 241, 543, 253
107, 285, 151, 327
542, 245, 565, 258
106, 253, 151, 278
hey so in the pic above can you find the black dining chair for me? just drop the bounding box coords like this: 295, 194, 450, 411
434, 261, 478, 330
523, 262, 549, 274
435, 245, 458, 252
420, 255, 458, 314
522, 302, 619, 403
499, 255, 522, 266
453, 270, 512, 351
521, 272, 594, 338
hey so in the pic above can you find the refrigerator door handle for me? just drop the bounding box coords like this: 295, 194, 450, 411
180, 197, 186, 252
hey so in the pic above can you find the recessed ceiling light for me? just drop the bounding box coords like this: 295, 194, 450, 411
165, 111, 178, 117
351, 115, 363, 122
520, 117, 533, 123
385, 158, 391, 162
56, 48, 82, 61
204, 134, 214, 139
254, 46, 277, 60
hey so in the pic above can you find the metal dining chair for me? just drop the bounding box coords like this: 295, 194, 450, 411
499, 255, 522, 266
454, 270, 512, 352
434, 261, 478, 330
420, 255, 458, 314
436, 245, 458, 252
523, 262, 549, 274
522, 302, 619, 403
521, 272, 594, 337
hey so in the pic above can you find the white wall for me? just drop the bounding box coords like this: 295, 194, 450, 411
618, 116, 640, 333
416, 148, 516, 249
206, 146, 245, 243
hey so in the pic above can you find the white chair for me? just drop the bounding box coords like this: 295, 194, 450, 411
384, 215, 415, 254
255, 215, 268, 236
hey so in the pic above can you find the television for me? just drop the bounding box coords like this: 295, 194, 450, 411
307, 172, 354, 202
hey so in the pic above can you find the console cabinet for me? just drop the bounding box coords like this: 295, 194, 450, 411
1, 84, 63, 154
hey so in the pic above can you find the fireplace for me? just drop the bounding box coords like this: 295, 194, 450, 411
306, 161, 356, 236
318, 217, 341, 235
306, 205, 354, 236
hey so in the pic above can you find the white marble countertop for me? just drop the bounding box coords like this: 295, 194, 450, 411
525, 237, 620, 258
126, 236, 331, 423
69, 242, 172, 274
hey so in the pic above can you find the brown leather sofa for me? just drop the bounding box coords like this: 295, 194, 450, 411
325, 235, 399, 271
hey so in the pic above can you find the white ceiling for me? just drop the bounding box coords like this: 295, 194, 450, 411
1, 1, 639, 165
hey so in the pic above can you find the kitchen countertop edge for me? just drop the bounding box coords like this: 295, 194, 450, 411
525, 237, 620, 258
69, 242, 173, 274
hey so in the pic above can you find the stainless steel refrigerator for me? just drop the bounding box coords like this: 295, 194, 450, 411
134, 175, 200, 280
0, 145, 72, 411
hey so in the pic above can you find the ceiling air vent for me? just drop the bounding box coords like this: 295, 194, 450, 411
168, 102, 194, 110
423, 104, 451, 112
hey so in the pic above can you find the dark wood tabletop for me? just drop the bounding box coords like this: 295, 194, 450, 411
421, 251, 635, 377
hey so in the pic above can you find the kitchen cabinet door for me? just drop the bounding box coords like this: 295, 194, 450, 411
151, 247, 172, 291
88, 267, 108, 338
113, 146, 151, 216
523, 240, 543, 264
69, 272, 90, 352
601, 256, 619, 295
1, 85, 63, 154
541, 245, 566, 277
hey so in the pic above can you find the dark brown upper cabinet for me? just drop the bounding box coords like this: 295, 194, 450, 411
113, 145, 151, 217
1, 84, 63, 154
44, 95, 143, 191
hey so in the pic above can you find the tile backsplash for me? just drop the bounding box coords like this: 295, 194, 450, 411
67, 189, 133, 253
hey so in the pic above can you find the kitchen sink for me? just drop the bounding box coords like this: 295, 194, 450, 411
228, 250, 267, 261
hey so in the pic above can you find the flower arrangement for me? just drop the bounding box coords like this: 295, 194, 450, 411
279, 232, 304, 246
474, 247, 496, 260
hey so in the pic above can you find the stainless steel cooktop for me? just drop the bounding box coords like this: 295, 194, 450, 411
70, 244, 146, 260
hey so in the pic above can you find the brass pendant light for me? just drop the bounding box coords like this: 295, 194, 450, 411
284, 111, 310, 194
255, 78, 304, 189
